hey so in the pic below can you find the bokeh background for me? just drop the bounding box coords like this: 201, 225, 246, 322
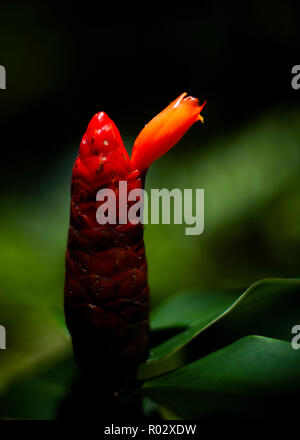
0, 0, 300, 419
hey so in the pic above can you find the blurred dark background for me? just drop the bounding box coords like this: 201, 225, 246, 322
0, 0, 300, 419
1, 1, 299, 190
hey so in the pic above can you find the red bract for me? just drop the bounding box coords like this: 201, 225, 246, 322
64, 94, 205, 388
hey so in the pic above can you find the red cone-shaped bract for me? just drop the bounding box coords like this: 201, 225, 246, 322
64, 112, 149, 384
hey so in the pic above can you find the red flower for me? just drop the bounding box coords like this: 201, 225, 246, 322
64, 94, 205, 387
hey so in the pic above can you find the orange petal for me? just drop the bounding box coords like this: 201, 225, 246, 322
131, 93, 206, 172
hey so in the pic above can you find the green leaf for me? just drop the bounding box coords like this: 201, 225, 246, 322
143, 335, 300, 419
151, 290, 236, 330
205, 277, 300, 347
139, 278, 300, 380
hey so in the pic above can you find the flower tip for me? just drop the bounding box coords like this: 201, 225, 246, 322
199, 99, 207, 111
173, 92, 188, 108
196, 99, 206, 123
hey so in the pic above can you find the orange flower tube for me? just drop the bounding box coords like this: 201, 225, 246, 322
131, 92, 206, 172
